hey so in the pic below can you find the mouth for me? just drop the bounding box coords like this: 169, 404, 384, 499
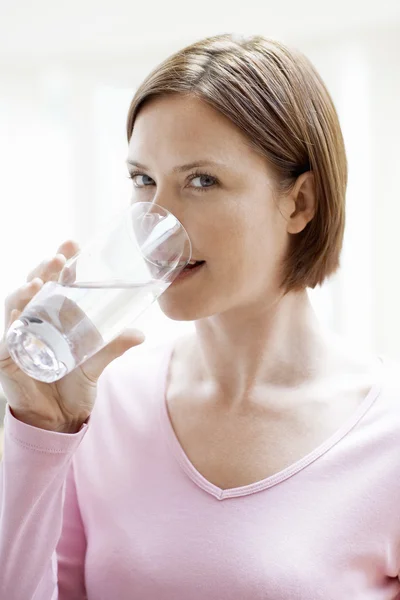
173, 259, 206, 283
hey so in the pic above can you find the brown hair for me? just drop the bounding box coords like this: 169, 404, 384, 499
126, 34, 347, 292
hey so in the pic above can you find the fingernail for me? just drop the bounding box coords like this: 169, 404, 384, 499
31, 277, 44, 286
132, 329, 145, 342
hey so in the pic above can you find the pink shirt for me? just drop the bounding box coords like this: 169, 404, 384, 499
1, 340, 400, 599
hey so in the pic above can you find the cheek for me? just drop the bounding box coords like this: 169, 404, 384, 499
182, 189, 287, 277
217, 215, 288, 295
205, 207, 283, 263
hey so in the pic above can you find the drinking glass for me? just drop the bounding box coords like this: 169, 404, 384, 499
6, 202, 191, 383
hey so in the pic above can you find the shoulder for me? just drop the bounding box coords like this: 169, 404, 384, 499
100, 337, 174, 387
368, 354, 400, 428
74, 339, 177, 474
90, 337, 175, 424
378, 355, 400, 397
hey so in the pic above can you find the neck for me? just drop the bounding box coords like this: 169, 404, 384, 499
190, 289, 340, 404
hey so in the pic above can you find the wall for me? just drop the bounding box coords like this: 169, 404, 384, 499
0, 24, 399, 384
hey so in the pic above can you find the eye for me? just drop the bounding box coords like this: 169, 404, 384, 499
128, 173, 155, 187
189, 173, 218, 189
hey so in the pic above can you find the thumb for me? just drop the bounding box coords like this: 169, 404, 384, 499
80, 329, 145, 383
0, 308, 22, 362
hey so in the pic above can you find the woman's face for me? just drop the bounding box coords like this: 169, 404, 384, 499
127, 94, 292, 321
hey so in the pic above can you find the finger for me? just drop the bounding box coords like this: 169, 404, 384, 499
26, 254, 67, 283
56, 240, 80, 286
59, 263, 77, 285
0, 308, 22, 361
56, 239, 80, 260
4, 278, 44, 332
8, 308, 22, 328
80, 329, 146, 383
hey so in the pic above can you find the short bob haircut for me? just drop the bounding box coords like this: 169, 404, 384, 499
126, 34, 347, 294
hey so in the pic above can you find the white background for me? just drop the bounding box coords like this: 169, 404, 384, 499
0, 0, 400, 363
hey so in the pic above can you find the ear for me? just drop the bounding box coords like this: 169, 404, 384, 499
284, 171, 316, 235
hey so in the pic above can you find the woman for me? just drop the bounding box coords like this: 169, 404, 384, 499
1, 34, 399, 599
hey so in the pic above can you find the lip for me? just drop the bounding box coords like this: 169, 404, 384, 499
172, 261, 205, 284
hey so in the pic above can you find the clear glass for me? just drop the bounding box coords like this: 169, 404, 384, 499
6, 202, 192, 383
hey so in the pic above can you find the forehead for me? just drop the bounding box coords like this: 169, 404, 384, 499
127, 94, 262, 168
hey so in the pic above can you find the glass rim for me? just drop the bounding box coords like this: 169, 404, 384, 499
57, 201, 193, 287
128, 201, 192, 270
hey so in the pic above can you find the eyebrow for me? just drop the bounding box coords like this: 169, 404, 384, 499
125, 159, 227, 173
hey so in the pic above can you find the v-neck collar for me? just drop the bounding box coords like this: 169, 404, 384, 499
159, 340, 384, 501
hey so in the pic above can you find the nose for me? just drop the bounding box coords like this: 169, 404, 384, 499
151, 193, 177, 218
137, 199, 192, 265
150, 190, 186, 230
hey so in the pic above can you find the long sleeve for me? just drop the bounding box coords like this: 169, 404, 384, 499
0, 404, 89, 600
1, 342, 399, 600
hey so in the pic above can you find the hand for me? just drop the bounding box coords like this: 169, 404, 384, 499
0, 240, 145, 432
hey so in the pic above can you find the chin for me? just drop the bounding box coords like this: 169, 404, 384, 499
157, 297, 207, 321
157, 291, 222, 322
157, 265, 240, 321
